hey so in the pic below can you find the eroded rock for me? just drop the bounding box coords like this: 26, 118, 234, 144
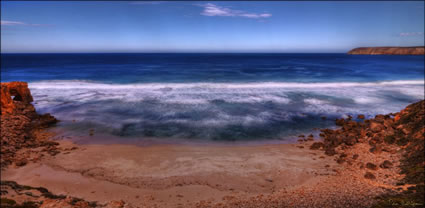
1, 82, 59, 168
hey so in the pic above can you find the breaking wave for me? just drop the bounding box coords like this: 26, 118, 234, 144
29, 80, 424, 142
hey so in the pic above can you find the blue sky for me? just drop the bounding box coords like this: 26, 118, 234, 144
1, 1, 424, 53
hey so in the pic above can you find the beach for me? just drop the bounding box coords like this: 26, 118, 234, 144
1, 131, 412, 208
1, 81, 424, 208
1, 141, 334, 207
0, 139, 396, 208
2, 1, 424, 207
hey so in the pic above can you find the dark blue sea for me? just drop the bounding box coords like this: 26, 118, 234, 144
1, 53, 424, 144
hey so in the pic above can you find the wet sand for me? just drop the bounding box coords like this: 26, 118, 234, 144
1, 140, 337, 207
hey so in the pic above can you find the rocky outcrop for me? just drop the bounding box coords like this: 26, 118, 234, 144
348, 47, 424, 55
311, 100, 424, 158
0, 181, 130, 208
309, 99, 424, 207
0, 82, 58, 169
1, 82, 35, 116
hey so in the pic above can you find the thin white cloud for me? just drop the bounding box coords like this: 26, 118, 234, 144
1, 20, 44, 26
399, 32, 424, 37
199, 3, 271, 19
1, 20, 26, 26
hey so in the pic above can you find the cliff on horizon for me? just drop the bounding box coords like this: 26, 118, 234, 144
348, 46, 424, 55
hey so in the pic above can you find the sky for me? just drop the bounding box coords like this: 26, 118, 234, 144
1, 1, 424, 53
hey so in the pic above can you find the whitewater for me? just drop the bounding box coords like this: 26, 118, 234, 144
2, 53, 424, 142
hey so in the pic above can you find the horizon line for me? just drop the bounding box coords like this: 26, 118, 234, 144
0, 52, 351, 55
2, 46, 423, 54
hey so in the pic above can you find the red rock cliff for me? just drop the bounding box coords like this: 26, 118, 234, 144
348, 46, 424, 55
1, 82, 34, 116
1, 83, 122, 208
1, 82, 58, 168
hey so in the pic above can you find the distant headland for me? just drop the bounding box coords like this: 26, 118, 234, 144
348, 46, 424, 55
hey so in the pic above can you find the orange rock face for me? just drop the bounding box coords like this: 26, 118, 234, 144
1, 81, 58, 168
348, 46, 424, 55
1, 81, 34, 115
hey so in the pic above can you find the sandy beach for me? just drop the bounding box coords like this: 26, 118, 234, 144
2, 135, 409, 208
7, 133, 417, 208
2, 140, 340, 207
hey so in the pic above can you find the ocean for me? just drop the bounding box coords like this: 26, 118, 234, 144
1, 53, 424, 144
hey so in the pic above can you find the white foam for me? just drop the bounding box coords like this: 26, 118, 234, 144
29, 79, 424, 135
28, 80, 424, 107
28, 79, 424, 90
304, 98, 330, 105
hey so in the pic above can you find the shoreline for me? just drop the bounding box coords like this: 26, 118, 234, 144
28, 77, 424, 144
1, 81, 423, 207
48, 127, 322, 147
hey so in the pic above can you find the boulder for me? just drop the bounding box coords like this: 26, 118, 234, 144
384, 135, 396, 144
370, 122, 384, 133
106, 200, 126, 208
369, 145, 382, 154
310, 142, 323, 150
374, 114, 386, 123
380, 160, 393, 169
325, 148, 337, 156
335, 118, 345, 126
343, 136, 356, 146
366, 162, 378, 170
364, 172, 376, 180
15, 158, 28, 167
37, 113, 58, 128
